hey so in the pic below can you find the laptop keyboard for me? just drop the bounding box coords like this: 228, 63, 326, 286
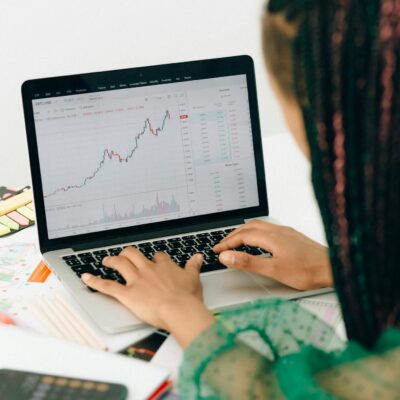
62, 227, 272, 291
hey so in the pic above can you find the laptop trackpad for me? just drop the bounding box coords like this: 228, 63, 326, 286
201, 270, 270, 310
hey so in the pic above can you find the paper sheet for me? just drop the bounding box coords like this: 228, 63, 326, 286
0, 227, 155, 351
297, 293, 347, 341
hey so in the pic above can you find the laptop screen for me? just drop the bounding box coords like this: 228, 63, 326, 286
32, 74, 260, 239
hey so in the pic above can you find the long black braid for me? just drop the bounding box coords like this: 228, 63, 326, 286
267, 0, 400, 348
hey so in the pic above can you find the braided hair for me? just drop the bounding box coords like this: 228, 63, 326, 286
264, 0, 400, 348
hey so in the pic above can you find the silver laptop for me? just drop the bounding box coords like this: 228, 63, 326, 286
22, 56, 330, 333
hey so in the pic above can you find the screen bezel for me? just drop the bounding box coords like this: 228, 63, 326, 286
22, 55, 269, 252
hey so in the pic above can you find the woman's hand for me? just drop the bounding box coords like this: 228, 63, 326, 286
81, 247, 215, 348
214, 220, 333, 291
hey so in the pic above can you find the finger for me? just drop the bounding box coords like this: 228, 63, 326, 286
185, 253, 204, 275
219, 251, 276, 276
81, 273, 125, 298
102, 255, 138, 283
223, 226, 243, 240
215, 227, 279, 253
152, 251, 171, 263
223, 220, 266, 240
119, 246, 150, 270
213, 228, 260, 252
221, 220, 282, 243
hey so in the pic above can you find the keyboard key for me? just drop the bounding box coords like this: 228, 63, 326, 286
246, 247, 263, 255
236, 245, 247, 252
138, 242, 152, 248
195, 244, 211, 251
62, 255, 77, 261
211, 230, 224, 236
182, 235, 195, 240
72, 264, 95, 276
181, 246, 195, 254
183, 239, 196, 246
167, 237, 181, 243
197, 237, 211, 244
154, 244, 168, 251
90, 269, 106, 277
153, 239, 167, 245
178, 254, 190, 262
80, 256, 96, 264
65, 259, 82, 266
141, 246, 154, 253
109, 247, 122, 254
201, 262, 227, 273
211, 234, 224, 241
166, 248, 182, 256
204, 249, 217, 258
77, 252, 92, 258
197, 233, 209, 238
103, 271, 116, 280
224, 228, 235, 233
93, 250, 107, 255
93, 262, 104, 269
80, 263, 97, 272
169, 242, 182, 249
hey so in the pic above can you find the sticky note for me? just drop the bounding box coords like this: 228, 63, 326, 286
28, 260, 52, 283
26, 202, 34, 211
0, 188, 33, 216
0, 224, 11, 236
0, 215, 19, 230
17, 206, 35, 221
7, 211, 30, 227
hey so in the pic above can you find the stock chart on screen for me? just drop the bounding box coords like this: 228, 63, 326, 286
33, 75, 259, 238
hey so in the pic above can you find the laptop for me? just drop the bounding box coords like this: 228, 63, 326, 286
22, 56, 331, 333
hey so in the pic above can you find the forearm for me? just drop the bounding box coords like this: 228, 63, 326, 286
202, 342, 281, 399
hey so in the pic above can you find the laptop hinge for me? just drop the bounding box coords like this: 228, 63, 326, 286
71, 217, 244, 252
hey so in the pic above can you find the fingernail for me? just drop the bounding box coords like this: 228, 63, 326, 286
219, 251, 235, 266
81, 273, 93, 282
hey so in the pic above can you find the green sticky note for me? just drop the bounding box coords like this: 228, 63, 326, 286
0, 224, 11, 236
0, 215, 19, 230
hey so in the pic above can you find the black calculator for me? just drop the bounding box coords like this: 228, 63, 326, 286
0, 369, 128, 400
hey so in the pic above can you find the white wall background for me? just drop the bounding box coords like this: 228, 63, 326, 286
0, 0, 286, 186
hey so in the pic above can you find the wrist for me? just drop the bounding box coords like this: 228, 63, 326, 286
314, 248, 334, 288
160, 296, 215, 349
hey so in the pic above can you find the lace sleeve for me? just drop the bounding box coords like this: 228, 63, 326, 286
178, 299, 400, 399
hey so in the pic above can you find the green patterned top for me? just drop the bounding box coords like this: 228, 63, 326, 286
179, 299, 400, 399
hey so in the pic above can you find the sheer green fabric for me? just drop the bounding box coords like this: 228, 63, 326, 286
178, 299, 400, 399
